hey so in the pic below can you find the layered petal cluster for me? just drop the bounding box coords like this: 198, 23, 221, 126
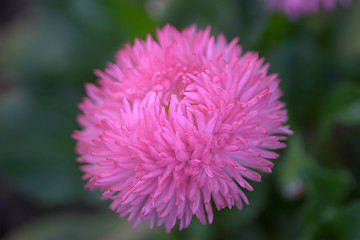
73, 24, 292, 232
267, 0, 351, 19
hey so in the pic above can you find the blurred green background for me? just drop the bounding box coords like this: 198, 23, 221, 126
0, 0, 359, 239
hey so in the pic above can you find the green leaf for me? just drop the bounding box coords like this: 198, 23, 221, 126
100, 0, 157, 41
318, 81, 360, 145
277, 134, 314, 200
336, 0, 360, 62
3, 212, 159, 240
299, 166, 354, 239
335, 100, 360, 125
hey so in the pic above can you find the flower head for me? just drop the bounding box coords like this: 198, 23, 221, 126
267, 0, 351, 19
73, 24, 292, 232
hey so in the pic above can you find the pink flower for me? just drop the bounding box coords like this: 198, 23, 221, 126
72, 24, 292, 232
267, 0, 351, 19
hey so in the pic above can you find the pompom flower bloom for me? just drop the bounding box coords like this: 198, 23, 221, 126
73, 25, 293, 232
267, 0, 351, 19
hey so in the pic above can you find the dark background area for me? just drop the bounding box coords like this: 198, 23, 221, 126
0, 0, 359, 239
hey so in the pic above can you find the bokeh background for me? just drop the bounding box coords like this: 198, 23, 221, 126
1, 0, 360, 239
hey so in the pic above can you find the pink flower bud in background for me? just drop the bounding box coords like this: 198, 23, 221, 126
72, 24, 293, 232
267, 0, 351, 20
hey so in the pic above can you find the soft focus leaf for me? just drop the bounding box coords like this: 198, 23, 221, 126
316, 81, 360, 169
3, 212, 159, 240
329, 201, 360, 240
100, 0, 157, 40
335, 100, 360, 125
336, 0, 360, 62
277, 134, 314, 200
319, 81, 360, 133
299, 166, 354, 239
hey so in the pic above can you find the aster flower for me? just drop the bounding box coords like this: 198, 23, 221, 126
72, 24, 293, 232
267, 0, 351, 20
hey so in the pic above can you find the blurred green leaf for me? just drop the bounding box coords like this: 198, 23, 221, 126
3, 211, 160, 240
328, 200, 360, 240
336, 0, 360, 62
317, 81, 360, 164
320, 81, 360, 128
299, 166, 354, 240
301, 167, 352, 215
335, 100, 360, 125
100, 0, 157, 40
277, 134, 314, 200
300, 200, 360, 240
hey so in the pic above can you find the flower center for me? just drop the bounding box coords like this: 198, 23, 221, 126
151, 64, 203, 106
